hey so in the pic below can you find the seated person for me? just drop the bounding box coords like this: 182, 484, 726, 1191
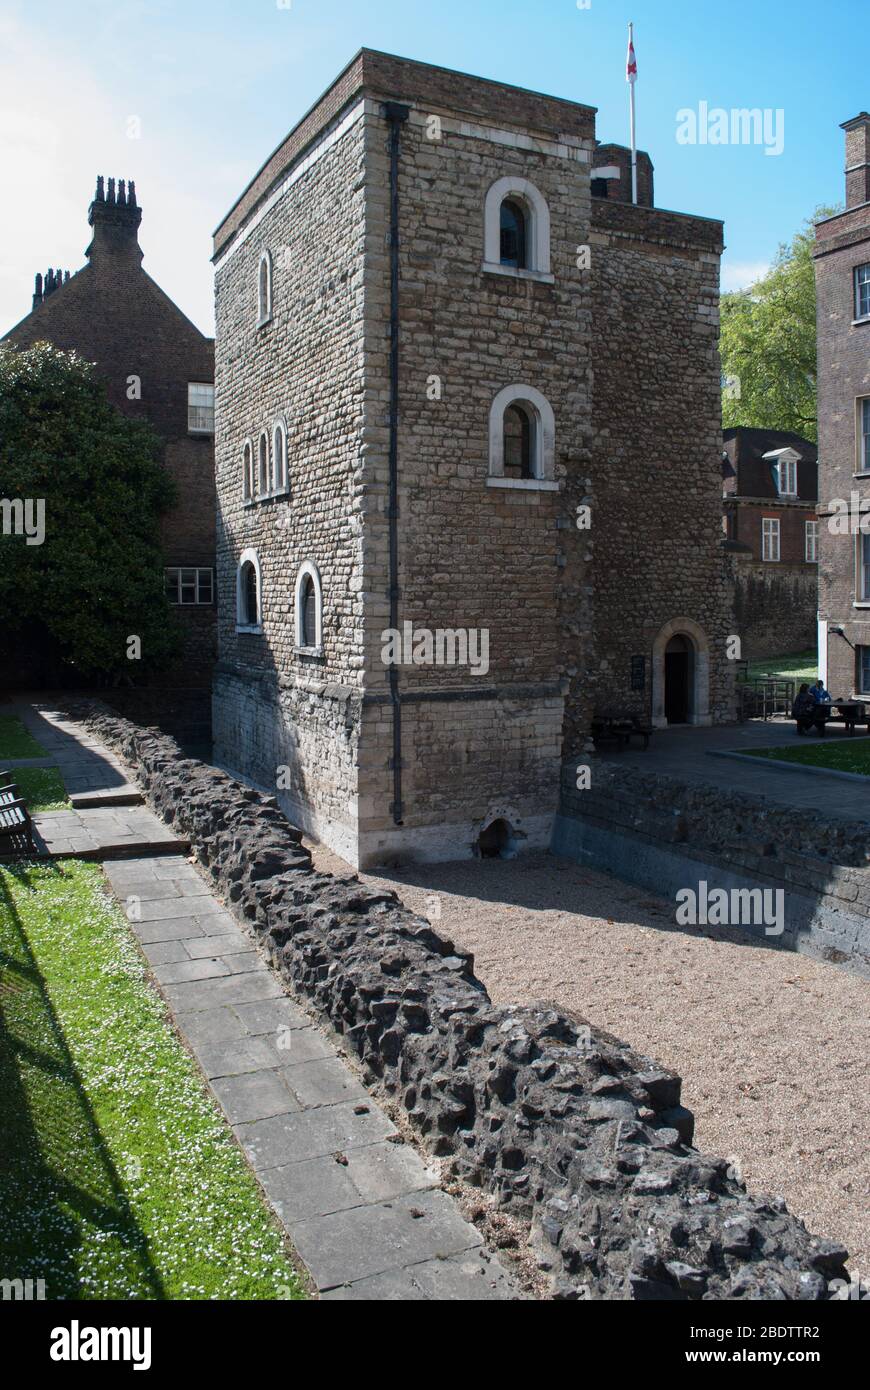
810, 678, 832, 705
792, 684, 817, 734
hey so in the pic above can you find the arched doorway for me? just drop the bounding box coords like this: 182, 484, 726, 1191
664, 634, 695, 724
478, 818, 514, 859
651, 619, 712, 728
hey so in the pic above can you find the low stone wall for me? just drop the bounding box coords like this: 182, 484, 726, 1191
85, 709, 849, 1300
557, 761, 870, 975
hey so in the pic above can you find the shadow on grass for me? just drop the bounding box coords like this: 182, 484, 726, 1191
0, 859, 165, 1300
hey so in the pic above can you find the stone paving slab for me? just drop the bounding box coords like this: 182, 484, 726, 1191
34, 806, 187, 860
320, 1247, 519, 1301
290, 1189, 484, 1291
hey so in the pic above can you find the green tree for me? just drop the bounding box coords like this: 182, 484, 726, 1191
720, 206, 840, 442
0, 342, 180, 683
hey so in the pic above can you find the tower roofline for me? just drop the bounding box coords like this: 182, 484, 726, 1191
213, 48, 598, 257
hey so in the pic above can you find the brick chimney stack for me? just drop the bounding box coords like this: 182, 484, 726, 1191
86, 174, 143, 263
842, 113, 870, 209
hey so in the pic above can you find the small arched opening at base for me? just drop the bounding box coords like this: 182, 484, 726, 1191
478, 818, 514, 859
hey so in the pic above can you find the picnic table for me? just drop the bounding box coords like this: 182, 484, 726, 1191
814, 700, 868, 736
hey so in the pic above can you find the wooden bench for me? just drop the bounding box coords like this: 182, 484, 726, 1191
0, 795, 35, 857
0, 772, 36, 857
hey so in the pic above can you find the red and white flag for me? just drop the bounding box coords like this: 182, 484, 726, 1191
626, 31, 637, 84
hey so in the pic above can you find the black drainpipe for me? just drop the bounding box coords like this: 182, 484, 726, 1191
384, 101, 409, 825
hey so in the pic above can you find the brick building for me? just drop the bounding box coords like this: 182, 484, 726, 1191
722, 426, 818, 659
2, 177, 216, 686
814, 115, 870, 701
212, 50, 734, 868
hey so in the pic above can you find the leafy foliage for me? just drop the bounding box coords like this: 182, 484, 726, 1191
0, 342, 179, 681
720, 207, 840, 442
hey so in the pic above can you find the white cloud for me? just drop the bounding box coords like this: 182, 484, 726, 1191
720, 260, 771, 293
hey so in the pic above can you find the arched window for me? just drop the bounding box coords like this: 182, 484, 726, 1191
236, 549, 262, 631
242, 440, 254, 502
503, 403, 534, 479
488, 385, 556, 483
257, 250, 272, 325
294, 561, 323, 654
272, 419, 287, 496
484, 178, 551, 278
500, 200, 527, 269
258, 431, 270, 496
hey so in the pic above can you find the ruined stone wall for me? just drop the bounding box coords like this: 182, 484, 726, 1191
86, 707, 850, 1301
579, 199, 735, 741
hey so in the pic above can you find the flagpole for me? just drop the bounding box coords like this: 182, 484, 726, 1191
629, 21, 638, 204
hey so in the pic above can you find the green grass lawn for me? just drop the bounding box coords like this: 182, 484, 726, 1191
746, 650, 818, 683
0, 860, 307, 1300
0, 715, 46, 760
744, 737, 870, 777
5, 766, 70, 812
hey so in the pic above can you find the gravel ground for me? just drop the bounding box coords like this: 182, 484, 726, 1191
309, 843, 870, 1276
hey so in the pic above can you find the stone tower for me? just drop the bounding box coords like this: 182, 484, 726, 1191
212, 51, 732, 868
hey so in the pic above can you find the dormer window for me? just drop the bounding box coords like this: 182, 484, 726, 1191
763, 447, 799, 498
257, 251, 272, 326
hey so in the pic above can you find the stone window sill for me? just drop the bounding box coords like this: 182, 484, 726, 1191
294, 645, 324, 659
236, 624, 263, 635
853, 472, 870, 480
481, 261, 555, 285
852, 602, 870, 609
486, 476, 560, 492
243, 489, 290, 507
851, 316, 870, 327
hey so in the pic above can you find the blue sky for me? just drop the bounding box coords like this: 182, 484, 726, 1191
0, 0, 863, 335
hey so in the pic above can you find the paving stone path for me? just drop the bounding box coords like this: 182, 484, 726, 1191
6, 698, 519, 1300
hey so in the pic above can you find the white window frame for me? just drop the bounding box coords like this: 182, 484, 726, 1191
858, 646, 870, 697
165, 567, 214, 606
805, 519, 819, 564
483, 177, 553, 283
487, 384, 558, 490
294, 560, 323, 656
855, 263, 870, 321
776, 457, 797, 497
859, 397, 870, 476
236, 548, 263, 633
242, 439, 254, 503
860, 532, 870, 603
762, 517, 781, 562
272, 418, 288, 497
187, 382, 214, 435
257, 250, 273, 326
